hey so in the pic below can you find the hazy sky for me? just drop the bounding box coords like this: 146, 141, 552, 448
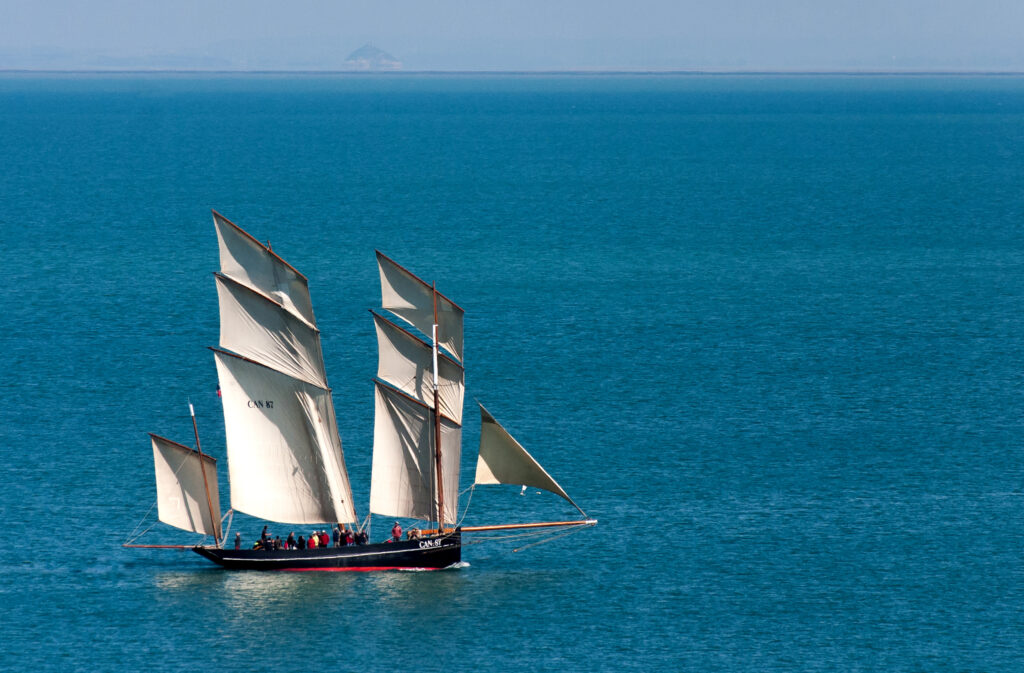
2, 0, 1023, 71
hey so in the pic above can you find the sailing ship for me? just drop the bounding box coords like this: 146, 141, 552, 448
126, 211, 595, 571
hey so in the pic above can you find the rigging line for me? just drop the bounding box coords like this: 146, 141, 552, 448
219, 510, 234, 548
468, 528, 560, 543
123, 498, 160, 545
459, 528, 564, 549
456, 484, 476, 528
513, 524, 591, 553
124, 521, 158, 546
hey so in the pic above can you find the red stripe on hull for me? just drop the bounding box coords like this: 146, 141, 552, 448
282, 566, 438, 572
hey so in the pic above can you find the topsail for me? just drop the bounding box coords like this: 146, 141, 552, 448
377, 251, 464, 362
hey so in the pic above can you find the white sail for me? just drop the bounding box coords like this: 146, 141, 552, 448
213, 210, 316, 325
214, 350, 357, 524
373, 312, 464, 425
216, 273, 327, 388
475, 404, 584, 515
151, 434, 222, 539
377, 251, 464, 362
369, 383, 461, 523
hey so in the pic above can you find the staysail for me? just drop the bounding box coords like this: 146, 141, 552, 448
151, 434, 222, 539
212, 211, 357, 524
370, 253, 464, 525
474, 403, 586, 516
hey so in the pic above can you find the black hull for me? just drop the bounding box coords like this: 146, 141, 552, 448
193, 531, 461, 571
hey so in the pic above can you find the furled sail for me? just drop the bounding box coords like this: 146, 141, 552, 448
377, 251, 464, 362
151, 433, 222, 539
211, 211, 356, 524
369, 383, 461, 523
475, 404, 585, 516
214, 350, 356, 524
372, 312, 464, 424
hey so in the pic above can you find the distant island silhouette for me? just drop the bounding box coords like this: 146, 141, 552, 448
343, 44, 401, 71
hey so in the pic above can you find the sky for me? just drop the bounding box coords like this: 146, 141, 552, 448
2, 0, 1023, 71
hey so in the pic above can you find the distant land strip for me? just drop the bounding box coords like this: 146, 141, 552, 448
2, 69, 1024, 77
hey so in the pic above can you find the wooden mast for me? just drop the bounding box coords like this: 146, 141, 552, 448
190, 402, 220, 546
431, 282, 446, 531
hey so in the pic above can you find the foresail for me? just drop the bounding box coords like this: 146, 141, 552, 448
369, 383, 461, 523
376, 251, 464, 362
373, 312, 464, 424
475, 404, 585, 516
216, 273, 327, 388
214, 350, 357, 524
213, 210, 316, 325
151, 434, 222, 539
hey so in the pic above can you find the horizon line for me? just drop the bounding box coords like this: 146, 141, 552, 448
3, 68, 1024, 77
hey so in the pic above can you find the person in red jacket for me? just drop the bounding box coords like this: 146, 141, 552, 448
391, 522, 402, 542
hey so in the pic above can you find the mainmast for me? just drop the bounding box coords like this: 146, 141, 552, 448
431, 283, 446, 530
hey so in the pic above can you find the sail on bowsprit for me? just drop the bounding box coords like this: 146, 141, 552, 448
474, 404, 586, 517
211, 211, 357, 524
369, 252, 464, 527
150, 434, 222, 539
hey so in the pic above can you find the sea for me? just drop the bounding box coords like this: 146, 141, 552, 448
2, 72, 1024, 672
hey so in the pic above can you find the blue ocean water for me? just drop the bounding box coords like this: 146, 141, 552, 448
3, 73, 1024, 671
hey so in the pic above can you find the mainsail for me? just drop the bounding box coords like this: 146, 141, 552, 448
211, 211, 357, 524
370, 253, 464, 525
474, 404, 586, 517
151, 434, 222, 539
